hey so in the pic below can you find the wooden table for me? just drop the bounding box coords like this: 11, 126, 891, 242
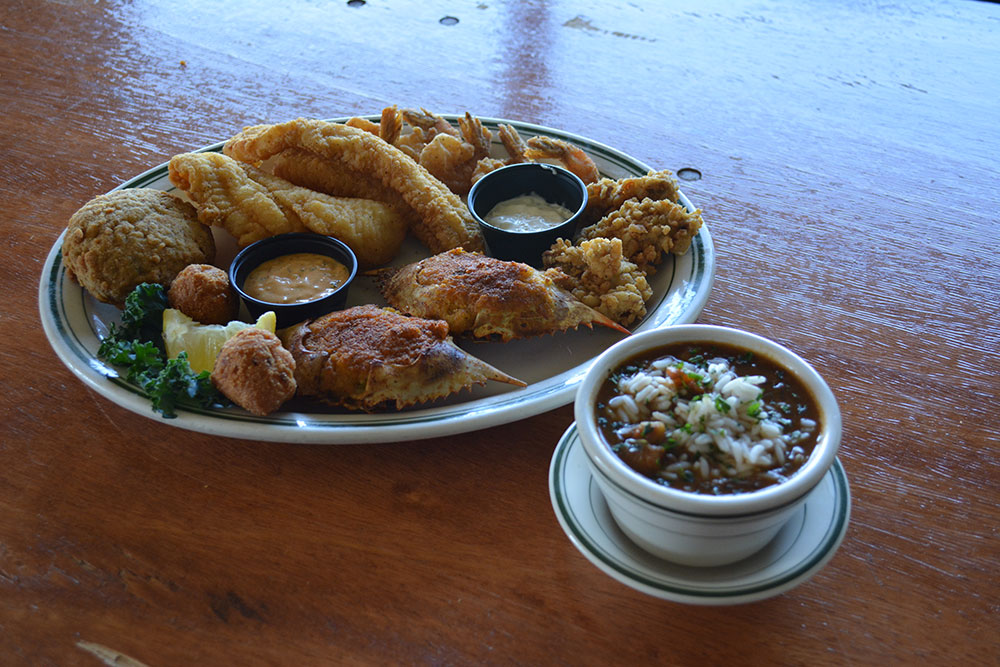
3, 1, 997, 663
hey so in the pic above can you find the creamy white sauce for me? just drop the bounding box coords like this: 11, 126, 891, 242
484, 193, 573, 232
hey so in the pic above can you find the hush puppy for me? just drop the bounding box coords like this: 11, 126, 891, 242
168, 264, 240, 325
62, 188, 216, 305
211, 328, 297, 416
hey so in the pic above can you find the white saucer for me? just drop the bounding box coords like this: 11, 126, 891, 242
549, 423, 851, 605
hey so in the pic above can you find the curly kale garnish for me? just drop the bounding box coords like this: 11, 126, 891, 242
99, 282, 168, 356
97, 283, 224, 419
145, 353, 220, 418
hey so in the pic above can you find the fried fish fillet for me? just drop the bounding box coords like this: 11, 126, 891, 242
282, 305, 525, 410
375, 249, 631, 342
168, 151, 407, 266
246, 167, 407, 267
222, 118, 485, 254
168, 151, 306, 245
266, 148, 420, 228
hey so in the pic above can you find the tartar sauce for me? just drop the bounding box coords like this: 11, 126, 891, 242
244, 252, 350, 304
484, 193, 573, 232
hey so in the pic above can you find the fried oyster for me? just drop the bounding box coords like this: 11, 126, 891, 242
281, 305, 525, 411
577, 197, 703, 272
375, 249, 630, 342
542, 237, 652, 328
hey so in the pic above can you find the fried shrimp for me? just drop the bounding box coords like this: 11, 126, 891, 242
523, 135, 601, 184
498, 123, 529, 162
470, 124, 600, 186
416, 112, 493, 196
223, 118, 484, 253
378, 105, 403, 145
418, 133, 477, 194
400, 107, 459, 139
470, 123, 529, 185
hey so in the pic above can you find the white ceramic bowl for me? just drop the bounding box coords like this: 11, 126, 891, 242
574, 325, 842, 567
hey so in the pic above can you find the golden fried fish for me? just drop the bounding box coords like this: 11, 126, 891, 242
375, 249, 631, 342
267, 147, 420, 229
168, 151, 307, 246
282, 305, 525, 411
246, 167, 408, 267
168, 151, 408, 266
223, 118, 485, 254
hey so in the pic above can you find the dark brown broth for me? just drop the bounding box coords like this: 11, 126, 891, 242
596, 341, 822, 495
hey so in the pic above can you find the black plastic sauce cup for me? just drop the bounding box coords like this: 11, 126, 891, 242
229, 233, 358, 329
467, 163, 588, 267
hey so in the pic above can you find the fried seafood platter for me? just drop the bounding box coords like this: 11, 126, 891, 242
40, 112, 714, 443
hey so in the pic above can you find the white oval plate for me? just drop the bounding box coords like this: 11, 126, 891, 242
39, 117, 715, 444
549, 423, 851, 605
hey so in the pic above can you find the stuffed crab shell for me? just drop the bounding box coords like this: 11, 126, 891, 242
281, 305, 525, 411
376, 249, 630, 342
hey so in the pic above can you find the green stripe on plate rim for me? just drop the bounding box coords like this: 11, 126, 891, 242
551, 423, 850, 598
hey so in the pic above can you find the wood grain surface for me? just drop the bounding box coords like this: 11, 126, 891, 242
2, 0, 997, 664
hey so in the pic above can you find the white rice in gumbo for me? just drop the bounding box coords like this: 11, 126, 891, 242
596, 342, 820, 495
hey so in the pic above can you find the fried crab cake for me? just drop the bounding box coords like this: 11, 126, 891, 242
168, 263, 240, 325
62, 188, 216, 305
211, 328, 297, 416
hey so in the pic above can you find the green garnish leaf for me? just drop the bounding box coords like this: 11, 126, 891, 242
96, 283, 225, 419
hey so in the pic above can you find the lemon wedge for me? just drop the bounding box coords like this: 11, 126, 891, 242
163, 309, 276, 374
